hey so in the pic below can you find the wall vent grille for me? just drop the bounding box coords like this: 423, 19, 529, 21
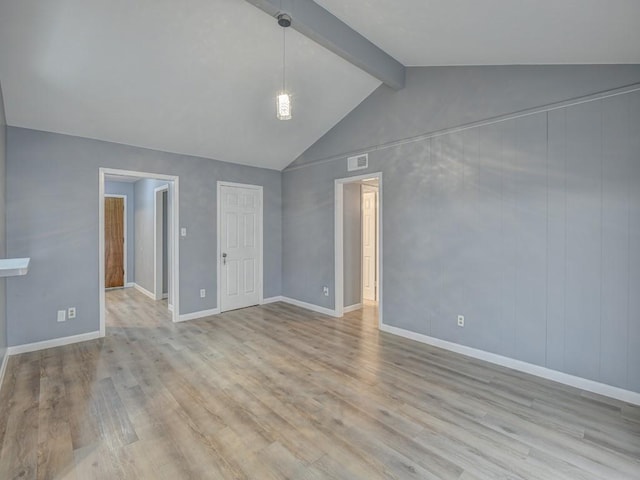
347, 153, 368, 171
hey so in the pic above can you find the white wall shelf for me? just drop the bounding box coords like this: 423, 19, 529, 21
0, 258, 30, 277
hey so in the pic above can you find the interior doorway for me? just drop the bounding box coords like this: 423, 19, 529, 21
154, 185, 171, 305
99, 168, 180, 335
335, 172, 382, 326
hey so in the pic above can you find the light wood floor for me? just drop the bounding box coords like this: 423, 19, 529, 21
0, 288, 639, 479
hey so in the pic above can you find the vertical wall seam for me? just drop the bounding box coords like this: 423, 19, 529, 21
427, 138, 432, 336
545, 111, 550, 368
599, 99, 604, 382
511, 120, 523, 352
562, 108, 567, 373
499, 122, 505, 354
626, 99, 632, 389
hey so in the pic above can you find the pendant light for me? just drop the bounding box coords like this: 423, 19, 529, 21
276, 13, 292, 120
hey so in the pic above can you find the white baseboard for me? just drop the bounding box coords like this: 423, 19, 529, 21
0, 351, 9, 394
261, 296, 285, 304
125, 282, 135, 288
261, 295, 339, 317
279, 296, 339, 317
380, 323, 640, 406
133, 283, 155, 300
177, 308, 220, 322
343, 303, 362, 313
7, 331, 102, 356
168, 303, 174, 312
162, 293, 168, 299
178, 297, 337, 319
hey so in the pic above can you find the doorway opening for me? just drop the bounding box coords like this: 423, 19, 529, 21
335, 172, 382, 327
99, 168, 180, 335
154, 185, 170, 303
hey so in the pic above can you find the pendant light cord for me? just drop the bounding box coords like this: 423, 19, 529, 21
282, 26, 286, 92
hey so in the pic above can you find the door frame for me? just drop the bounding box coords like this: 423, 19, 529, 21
104, 194, 127, 289
154, 185, 170, 302
216, 181, 264, 313
334, 172, 383, 326
99, 168, 180, 335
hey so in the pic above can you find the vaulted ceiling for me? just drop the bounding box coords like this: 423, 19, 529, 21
316, 0, 640, 66
0, 1, 638, 171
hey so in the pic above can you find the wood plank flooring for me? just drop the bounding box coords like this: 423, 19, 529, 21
0, 287, 639, 479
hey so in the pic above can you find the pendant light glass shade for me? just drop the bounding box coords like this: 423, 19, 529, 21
276, 92, 291, 120
276, 13, 292, 121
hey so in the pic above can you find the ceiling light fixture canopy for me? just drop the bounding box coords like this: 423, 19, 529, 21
276, 13, 292, 121
277, 13, 291, 27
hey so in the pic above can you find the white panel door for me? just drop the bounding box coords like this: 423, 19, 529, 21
220, 185, 261, 312
362, 188, 377, 301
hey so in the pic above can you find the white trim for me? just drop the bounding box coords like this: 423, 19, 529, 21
261, 296, 285, 304
100, 168, 180, 331
102, 168, 177, 182
133, 283, 156, 300
99, 171, 106, 336
343, 303, 362, 313
216, 181, 264, 314
335, 180, 344, 317
0, 352, 9, 394
177, 308, 220, 322
380, 324, 640, 407
168, 303, 174, 312
7, 331, 102, 356
335, 171, 383, 327
280, 296, 339, 317
104, 194, 128, 287
154, 184, 169, 302
125, 282, 135, 288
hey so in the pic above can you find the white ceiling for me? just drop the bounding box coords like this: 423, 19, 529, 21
1, 1, 638, 171
316, 0, 640, 66
0, 0, 380, 171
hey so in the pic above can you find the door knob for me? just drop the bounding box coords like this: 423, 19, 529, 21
222, 252, 227, 265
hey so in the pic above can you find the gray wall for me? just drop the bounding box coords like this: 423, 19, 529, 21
343, 183, 361, 307
0, 80, 6, 365
292, 65, 640, 167
133, 179, 168, 293
283, 65, 640, 393
6, 128, 282, 346
104, 181, 135, 284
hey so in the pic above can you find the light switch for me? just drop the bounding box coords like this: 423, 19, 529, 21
181, 227, 187, 237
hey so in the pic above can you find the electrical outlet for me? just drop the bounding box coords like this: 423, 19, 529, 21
457, 315, 465, 327
200, 289, 206, 298
322, 286, 329, 296
68, 307, 76, 319
57, 310, 66, 322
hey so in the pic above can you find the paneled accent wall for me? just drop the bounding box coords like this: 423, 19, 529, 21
283, 87, 640, 393
389, 91, 640, 392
